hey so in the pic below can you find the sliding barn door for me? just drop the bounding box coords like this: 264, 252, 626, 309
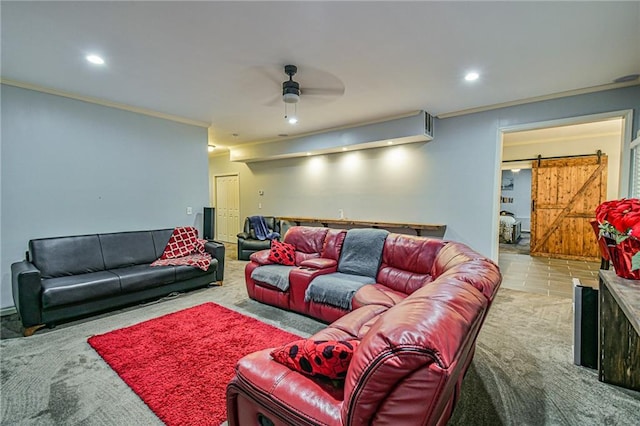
530, 155, 607, 261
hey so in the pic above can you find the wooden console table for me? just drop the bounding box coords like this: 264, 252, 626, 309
278, 217, 446, 238
598, 270, 640, 391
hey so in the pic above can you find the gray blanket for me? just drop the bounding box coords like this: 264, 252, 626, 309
305, 272, 376, 310
338, 228, 389, 278
250, 264, 295, 291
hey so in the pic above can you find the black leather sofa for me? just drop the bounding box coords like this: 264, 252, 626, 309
236, 216, 280, 261
11, 228, 225, 336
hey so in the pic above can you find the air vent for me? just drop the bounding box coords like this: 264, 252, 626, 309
424, 111, 434, 138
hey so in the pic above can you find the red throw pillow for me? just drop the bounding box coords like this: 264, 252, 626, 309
268, 240, 295, 266
270, 339, 359, 379
161, 227, 199, 259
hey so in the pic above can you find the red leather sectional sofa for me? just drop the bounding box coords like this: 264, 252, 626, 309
228, 226, 501, 425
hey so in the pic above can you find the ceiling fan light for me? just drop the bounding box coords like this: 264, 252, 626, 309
283, 93, 300, 104
288, 116, 298, 124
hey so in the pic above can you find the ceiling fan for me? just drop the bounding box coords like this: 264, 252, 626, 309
275, 64, 345, 124
271, 64, 345, 106
282, 65, 301, 104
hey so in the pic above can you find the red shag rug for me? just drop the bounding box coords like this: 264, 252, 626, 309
88, 302, 299, 426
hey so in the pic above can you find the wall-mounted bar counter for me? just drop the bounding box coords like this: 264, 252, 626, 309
279, 217, 446, 238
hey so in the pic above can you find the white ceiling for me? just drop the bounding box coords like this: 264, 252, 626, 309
2, 1, 639, 148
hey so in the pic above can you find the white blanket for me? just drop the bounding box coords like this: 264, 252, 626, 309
499, 216, 516, 242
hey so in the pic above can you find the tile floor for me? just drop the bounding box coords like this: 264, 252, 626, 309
498, 252, 601, 298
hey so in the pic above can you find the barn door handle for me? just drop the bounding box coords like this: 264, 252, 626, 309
531, 200, 535, 212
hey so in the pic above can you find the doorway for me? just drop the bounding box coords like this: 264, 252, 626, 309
500, 153, 609, 261
214, 174, 240, 243
499, 167, 532, 255
496, 111, 631, 297
499, 115, 627, 255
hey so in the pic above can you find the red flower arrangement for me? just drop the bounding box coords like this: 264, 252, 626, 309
595, 198, 640, 277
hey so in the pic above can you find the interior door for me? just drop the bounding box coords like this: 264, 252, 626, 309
215, 176, 229, 242
530, 155, 607, 261
215, 175, 240, 243
228, 176, 240, 238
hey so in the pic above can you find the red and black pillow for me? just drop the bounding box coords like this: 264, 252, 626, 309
193, 238, 207, 255
270, 339, 359, 379
268, 240, 296, 266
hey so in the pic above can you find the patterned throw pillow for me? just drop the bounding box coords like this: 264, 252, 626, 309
160, 227, 199, 259
270, 339, 360, 379
268, 240, 295, 266
193, 238, 208, 255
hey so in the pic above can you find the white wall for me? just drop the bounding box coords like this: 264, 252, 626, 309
1, 85, 210, 309
211, 109, 502, 254
210, 86, 640, 261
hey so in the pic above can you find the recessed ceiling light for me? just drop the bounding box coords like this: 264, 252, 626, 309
208, 145, 215, 153
342, 147, 348, 151
613, 74, 639, 83
387, 140, 394, 145
464, 72, 479, 82
86, 54, 105, 65
306, 152, 311, 156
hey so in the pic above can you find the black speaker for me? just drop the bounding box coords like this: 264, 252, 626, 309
573, 282, 598, 369
203, 207, 215, 240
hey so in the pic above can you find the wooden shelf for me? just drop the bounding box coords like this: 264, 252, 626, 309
279, 217, 446, 238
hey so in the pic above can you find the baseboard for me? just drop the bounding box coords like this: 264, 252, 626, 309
0, 306, 17, 317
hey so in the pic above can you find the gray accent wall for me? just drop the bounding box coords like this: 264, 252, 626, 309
210, 85, 639, 260
1, 85, 209, 309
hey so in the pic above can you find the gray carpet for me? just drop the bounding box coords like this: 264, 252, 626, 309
2, 252, 639, 425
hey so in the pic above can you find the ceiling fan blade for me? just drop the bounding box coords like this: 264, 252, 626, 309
264, 95, 283, 107
253, 66, 282, 86
235, 65, 283, 104
302, 87, 345, 96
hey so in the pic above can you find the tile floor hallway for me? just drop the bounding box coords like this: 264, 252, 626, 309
498, 253, 601, 298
